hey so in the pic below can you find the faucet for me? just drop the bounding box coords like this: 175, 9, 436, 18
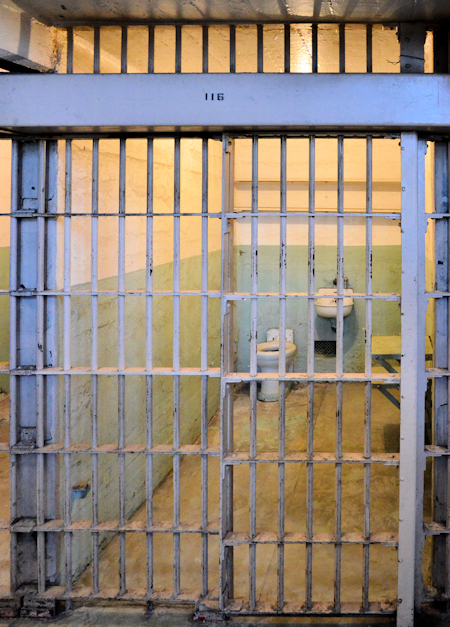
332, 277, 349, 288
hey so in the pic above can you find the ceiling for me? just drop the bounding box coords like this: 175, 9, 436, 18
11, 0, 450, 27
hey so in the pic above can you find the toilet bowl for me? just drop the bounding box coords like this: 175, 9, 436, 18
257, 338, 297, 402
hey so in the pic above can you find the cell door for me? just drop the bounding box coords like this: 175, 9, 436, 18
216, 131, 428, 627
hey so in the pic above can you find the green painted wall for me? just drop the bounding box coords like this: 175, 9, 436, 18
67, 250, 222, 578
0, 247, 9, 394
234, 245, 401, 373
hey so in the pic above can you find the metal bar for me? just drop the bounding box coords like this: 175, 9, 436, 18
257, 24, 263, 73
202, 25, 208, 74
250, 136, 258, 378
363, 135, 373, 612
339, 24, 345, 73
64, 139, 72, 602
94, 27, 100, 74
121, 26, 127, 74
173, 137, 181, 597
284, 24, 290, 73
146, 137, 154, 597
366, 25, 372, 73
175, 25, 182, 74
66, 27, 73, 74
230, 25, 236, 73
306, 134, 315, 610
334, 135, 345, 614
312, 24, 318, 73
6, 74, 450, 132
148, 25, 154, 74
397, 132, 426, 627
249, 380, 257, 611
9, 140, 18, 593
118, 137, 126, 595
36, 140, 46, 595
91, 138, 100, 594
201, 137, 209, 598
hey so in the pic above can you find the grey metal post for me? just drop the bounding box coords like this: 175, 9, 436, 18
397, 133, 427, 626
10, 140, 59, 594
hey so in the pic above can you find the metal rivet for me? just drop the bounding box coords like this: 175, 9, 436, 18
405, 63, 411, 68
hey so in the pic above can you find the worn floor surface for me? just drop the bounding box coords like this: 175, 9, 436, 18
0, 382, 434, 621
76, 382, 402, 609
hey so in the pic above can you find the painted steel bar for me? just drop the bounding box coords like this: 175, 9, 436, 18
397, 132, 426, 627
146, 137, 154, 597
148, 25, 154, 74
339, 24, 345, 74
1, 210, 403, 219
202, 25, 208, 74
334, 135, 345, 613
250, 136, 258, 378
66, 27, 73, 74
312, 24, 318, 73
173, 137, 181, 597
249, 380, 257, 611
200, 137, 209, 597
366, 25, 372, 73
121, 26, 127, 74
91, 138, 100, 594
7, 74, 450, 132
257, 24, 263, 73
363, 135, 373, 611
93, 27, 100, 73
277, 136, 287, 611
230, 25, 236, 73
64, 139, 73, 601
175, 25, 182, 74
284, 24, 290, 73
118, 137, 127, 596
306, 134, 315, 610
431, 141, 450, 596
9, 141, 19, 593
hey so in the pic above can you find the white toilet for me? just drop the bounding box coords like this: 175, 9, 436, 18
256, 329, 297, 402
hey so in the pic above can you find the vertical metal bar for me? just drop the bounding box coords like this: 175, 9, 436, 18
64, 139, 73, 602
432, 142, 449, 595
230, 25, 236, 73
36, 140, 46, 595
9, 141, 19, 592
91, 138, 100, 594
66, 27, 73, 74
93, 27, 100, 74
306, 135, 315, 610
148, 25, 155, 74
118, 137, 126, 596
173, 137, 181, 598
121, 26, 127, 74
334, 136, 345, 614
219, 136, 235, 612
257, 24, 263, 73
201, 138, 209, 598
175, 25, 182, 74
366, 25, 373, 73
202, 25, 209, 74
250, 136, 258, 378
249, 134, 258, 612
277, 136, 287, 612
397, 132, 426, 627
363, 136, 373, 612
146, 138, 154, 599
284, 24, 290, 73
312, 24, 318, 73
339, 24, 345, 73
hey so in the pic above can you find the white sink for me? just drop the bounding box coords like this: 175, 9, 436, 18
315, 288, 354, 319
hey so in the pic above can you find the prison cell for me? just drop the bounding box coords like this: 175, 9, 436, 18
0, 17, 449, 627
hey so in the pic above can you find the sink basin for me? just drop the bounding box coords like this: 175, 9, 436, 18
315, 288, 354, 319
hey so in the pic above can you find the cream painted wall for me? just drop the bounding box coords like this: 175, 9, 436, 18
66, 138, 222, 287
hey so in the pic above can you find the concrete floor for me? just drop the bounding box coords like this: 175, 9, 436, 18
0, 382, 436, 621
77, 382, 401, 610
